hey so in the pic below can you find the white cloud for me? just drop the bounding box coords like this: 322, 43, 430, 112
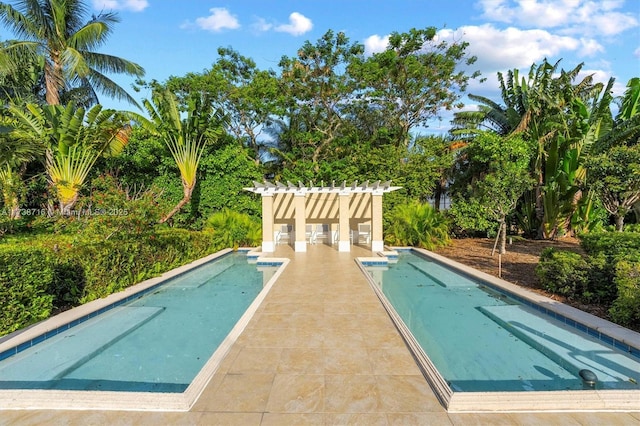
364, 34, 389, 55
274, 12, 313, 36
577, 38, 604, 56
439, 24, 580, 74
194, 8, 240, 32
635, 47, 640, 58
92, 0, 148, 12
477, 0, 638, 37
251, 17, 273, 32
589, 12, 638, 36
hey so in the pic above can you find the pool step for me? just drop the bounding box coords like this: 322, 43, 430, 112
408, 261, 477, 289
166, 262, 233, 289
0, 306, 164, 384
478, 304, 640, 388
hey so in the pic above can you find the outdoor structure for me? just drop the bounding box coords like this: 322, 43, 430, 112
245, 180, 401, 253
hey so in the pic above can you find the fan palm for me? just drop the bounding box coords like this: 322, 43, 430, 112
7, 102, 130, 213
132, 88, 224, 223
0, 0, 144, 106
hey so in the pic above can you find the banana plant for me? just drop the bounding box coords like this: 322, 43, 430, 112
587, 77, 640, 229
8, 102, 129, 214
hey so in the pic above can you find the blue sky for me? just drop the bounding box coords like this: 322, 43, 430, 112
6, 1, 640, 131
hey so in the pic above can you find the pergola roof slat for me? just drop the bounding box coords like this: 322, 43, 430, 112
245, 180, 401, 195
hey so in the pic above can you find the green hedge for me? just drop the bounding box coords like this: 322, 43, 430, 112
0, 228, 221, 336
609, 260, 640, 326
579, 232, 640, 258
65, 229, 220, 302
0, 246, 55, 335
535, 232, 640, 330
535, 248, 589, 299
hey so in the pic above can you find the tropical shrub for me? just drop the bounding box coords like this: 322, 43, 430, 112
583, 253, 617, 305
385, 201, 450, 249
535, 248, 589, 299
116, 140, 263, 229
609, 260, 640, 327
535, 232, 640, 329
205, 209, 261, 249
78, 174, 162, 239
71, 228, 219, 302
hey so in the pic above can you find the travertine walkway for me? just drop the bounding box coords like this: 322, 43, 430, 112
1, 244, 639, 425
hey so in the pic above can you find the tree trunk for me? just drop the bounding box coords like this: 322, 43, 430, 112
160, 179, 195, 224
491, 218, 508, 256
433, 176, 446, 212
59, 192, 79, 216
499, 220, 507, 254
615, 214, 625, 232
45, 53, 64, 105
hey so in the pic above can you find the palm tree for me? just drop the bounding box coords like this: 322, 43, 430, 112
0, 0, 144, 106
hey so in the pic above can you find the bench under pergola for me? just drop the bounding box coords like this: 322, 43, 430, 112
245, 180, 401, 252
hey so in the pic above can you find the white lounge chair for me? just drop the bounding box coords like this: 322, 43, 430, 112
275, 224, 291, 245
357, 223, 371, 244
306, 224, 315, 244
315, 224, 329, 243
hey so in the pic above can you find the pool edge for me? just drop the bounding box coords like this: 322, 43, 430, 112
356, 248, 640, 413
0, 250, 290, 412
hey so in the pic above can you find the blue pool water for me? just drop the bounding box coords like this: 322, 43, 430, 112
365, 252, 640, 392
0, 253, 277, 393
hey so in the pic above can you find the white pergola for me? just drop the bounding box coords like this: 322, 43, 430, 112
245, 180, 401, 253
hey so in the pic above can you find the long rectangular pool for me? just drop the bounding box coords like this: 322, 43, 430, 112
360, 249, 640, 412
0, 249, 287, 410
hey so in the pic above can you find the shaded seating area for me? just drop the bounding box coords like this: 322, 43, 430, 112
245, 180, 400, 252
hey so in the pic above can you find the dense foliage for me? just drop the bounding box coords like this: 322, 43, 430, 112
385, 201, 450, 249
205, 209, 261, 249
536, 231, 640, 328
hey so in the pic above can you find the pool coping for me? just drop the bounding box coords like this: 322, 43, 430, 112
357, 247, 640, 413
0, 249, 290, 411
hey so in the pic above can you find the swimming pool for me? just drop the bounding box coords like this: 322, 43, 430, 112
0, 249, 288, 411
359, 248, 640, 412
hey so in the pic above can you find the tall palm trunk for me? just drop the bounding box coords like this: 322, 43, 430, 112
45, 51, 64, 105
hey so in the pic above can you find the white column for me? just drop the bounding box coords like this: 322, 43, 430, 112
261, 193, 275, 252
294, 192, 307, 252
371, 192, 384, 252
338, 192, 350, 252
